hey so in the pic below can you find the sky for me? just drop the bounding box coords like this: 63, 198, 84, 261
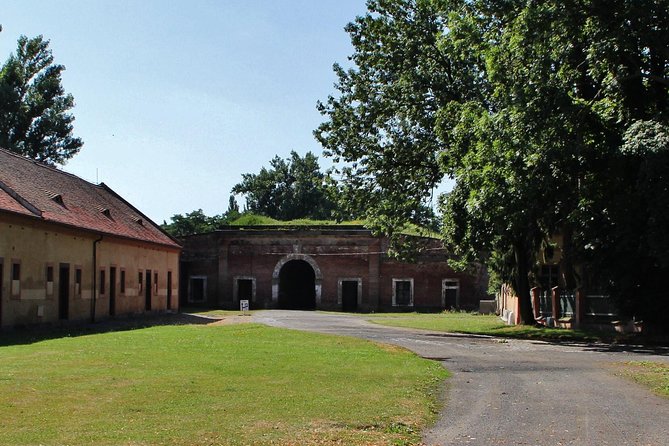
1, 0, 374, 224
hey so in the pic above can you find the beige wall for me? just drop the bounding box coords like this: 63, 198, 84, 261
0, 213, 179, 328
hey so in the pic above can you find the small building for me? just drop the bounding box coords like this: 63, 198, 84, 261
0, 148, 181, 328
180, 226, 489, 311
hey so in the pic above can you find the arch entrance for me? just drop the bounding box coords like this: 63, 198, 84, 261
272, 254, 322, 309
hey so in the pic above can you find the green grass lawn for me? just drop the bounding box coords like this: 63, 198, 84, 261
366, 312, 609, 342
0, 324, 447, 446
617, 361, 669, 398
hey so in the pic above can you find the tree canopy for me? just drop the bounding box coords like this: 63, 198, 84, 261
232, 151, 337, 221
317, 0, 669, 327
162, 196, 242, 237
0, 35, 82, 165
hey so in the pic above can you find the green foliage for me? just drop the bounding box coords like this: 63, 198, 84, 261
0, 324, 448, 445
318, 0, 669, 326
232, 151, 337, 220
0, 35, 82, 164
162, 195, 242, 236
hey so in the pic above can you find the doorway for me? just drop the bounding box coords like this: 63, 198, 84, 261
341, 280, 359, 312
58, 264, 70, 320
167, 271, 172, 310
278, 260, 315, 310
145, 269, 152, 311
109, 267, 116, 316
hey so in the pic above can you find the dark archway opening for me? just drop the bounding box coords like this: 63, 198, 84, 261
279, 260, 316, 310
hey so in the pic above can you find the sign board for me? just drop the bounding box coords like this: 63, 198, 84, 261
240, 299, 250, 312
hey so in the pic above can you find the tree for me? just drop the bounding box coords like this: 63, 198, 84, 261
0, 35, 82, 165
232, 151, 336, 220
317, 0, 669, 326
162, 197, 245, 237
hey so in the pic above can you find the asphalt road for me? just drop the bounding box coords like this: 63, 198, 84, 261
252, 310, 669, 446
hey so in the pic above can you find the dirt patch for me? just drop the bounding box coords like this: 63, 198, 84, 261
207, 315, 254, 326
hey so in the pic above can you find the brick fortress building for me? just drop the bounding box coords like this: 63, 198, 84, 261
180, 226, 489, 312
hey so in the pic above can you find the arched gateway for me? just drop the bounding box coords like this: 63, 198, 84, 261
272, 254, 322, 309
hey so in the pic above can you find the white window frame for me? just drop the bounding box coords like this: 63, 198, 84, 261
392, 278, 414, 307
442, 278, 460, 308
337, 278, 362, 305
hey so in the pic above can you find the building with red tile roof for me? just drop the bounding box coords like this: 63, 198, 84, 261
0, 148, 180, 328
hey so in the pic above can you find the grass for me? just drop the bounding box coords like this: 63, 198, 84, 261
366, 312, 610, 342
0, 323, 448, 446
227, 214, 438, 238
617, 361, 669, 398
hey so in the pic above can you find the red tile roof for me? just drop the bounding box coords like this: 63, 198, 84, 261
0, 148, 180, 249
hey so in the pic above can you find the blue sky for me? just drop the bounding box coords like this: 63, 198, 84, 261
1, 0, 371, 223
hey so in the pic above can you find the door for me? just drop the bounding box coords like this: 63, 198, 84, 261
341, 280, 358, 312
0, 260, 3, 325
167, 271, 172, 310
58, 264, 70, 320
109, 267, 116, 316
145, 269, 152, 311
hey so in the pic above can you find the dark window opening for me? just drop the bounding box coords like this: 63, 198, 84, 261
100, 269, 106, 295
46, 265, 54, 283
188, 277, 206, 303
237, 279, 253, 302
12, 263, 20, 281
120, 270, 126, 294
394, 280, 412, 306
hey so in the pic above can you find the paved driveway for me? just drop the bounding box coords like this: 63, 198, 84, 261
252, 310, 669, 446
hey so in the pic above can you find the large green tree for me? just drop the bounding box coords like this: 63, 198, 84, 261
317, 0, 669, 326
232, 151, 336, 221
0, 34, 82, 165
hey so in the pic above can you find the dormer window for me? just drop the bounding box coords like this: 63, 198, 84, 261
98, 207, 112, 218
49, 192, 64, 206
135, 217, 144, 226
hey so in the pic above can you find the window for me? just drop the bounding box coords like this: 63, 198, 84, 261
188, 276, 207, 303
99, 269, 106, 295
154, 272, 158, 294
120, 270, 126, 294
46, 265, 54, 296
442, 279, 460, 309
138, 271, 143, 293
392, 278, 413, 307
75, 268, 82, 296
11, 261, 20, 296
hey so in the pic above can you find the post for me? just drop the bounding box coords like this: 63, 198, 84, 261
551, 286, 560, 323
574, 288, 584, 329
531, 287, 540, 321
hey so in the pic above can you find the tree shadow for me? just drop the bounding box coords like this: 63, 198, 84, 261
0, 312, 219, 347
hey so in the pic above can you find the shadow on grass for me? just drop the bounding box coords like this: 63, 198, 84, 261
0, 312, 219, 347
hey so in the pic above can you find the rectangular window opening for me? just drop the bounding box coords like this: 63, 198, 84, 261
99, 269, 106, 295
393, 279, 413, 307
120, 270, 126, 294
188, 276, 207, 303
75, 268, 82, 296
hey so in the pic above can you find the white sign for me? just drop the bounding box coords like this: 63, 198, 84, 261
240, 299, 250, 312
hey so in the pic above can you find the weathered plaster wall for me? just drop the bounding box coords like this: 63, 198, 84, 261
0, 213, 179, 328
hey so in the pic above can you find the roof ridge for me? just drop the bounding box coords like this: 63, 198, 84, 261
0, 147, 103, 189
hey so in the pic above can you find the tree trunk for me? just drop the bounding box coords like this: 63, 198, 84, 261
514, 241, 535, 324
